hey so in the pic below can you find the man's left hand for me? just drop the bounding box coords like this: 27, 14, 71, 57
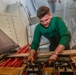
47, 53, 58, 64
49, 53, 58, 60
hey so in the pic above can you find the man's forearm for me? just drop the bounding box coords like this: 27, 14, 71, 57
54, 44, 65, 55
30, 49, 36, 57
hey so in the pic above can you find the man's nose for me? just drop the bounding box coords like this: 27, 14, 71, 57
43, 21, 47, 24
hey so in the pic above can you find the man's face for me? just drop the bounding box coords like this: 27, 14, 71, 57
39, 13, 52, 28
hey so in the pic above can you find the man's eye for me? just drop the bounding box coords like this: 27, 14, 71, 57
45, 19, 48, 21
40, 18, 49, 23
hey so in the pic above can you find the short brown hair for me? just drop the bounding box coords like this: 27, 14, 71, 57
37, 6, 50, 18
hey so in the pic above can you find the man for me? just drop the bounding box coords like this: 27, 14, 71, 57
28, 6, 71, 62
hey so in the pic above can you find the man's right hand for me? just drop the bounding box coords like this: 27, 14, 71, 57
27, 55, 35, 62
27, 50, 35, 62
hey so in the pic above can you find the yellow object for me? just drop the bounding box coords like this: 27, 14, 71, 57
0, 67, 24, 75
45, 67, 53, 75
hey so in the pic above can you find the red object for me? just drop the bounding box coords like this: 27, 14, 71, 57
16, 59, 24, 67
6, 60, 14, 67
9, 58, 19, 67
1, 58, 12, 67
0, 44, 30, 67
17, 44, 30, 53
13, 59, 21, 67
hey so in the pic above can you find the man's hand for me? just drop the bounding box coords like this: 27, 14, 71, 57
47, 53, 58, 64
27, 50, 35, 62
27, 55, 35, 62
47, 44, 65, 64
49, 53, 58, 60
